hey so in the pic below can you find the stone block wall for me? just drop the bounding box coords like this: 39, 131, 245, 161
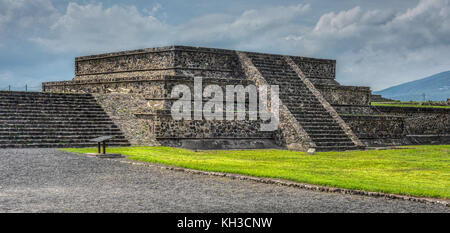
75, 48, 174, 77
290, 56, 336, 79
152, 111, 272, 139
316, 85, 371, 106
71, 46, 244, 81
92, 93, 158, 146
333, 105, 374, 115
341, 115, 405, 139
374, 106, 450, 135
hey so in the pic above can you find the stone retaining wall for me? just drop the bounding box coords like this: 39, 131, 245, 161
373, 106, 450, 135
317, 85, 371, 106
92, 93, 158, 146
341, 115, 405, 139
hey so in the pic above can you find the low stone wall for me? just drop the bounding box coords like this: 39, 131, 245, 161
341, 115, 405, 139
373, 106, 450, 135
74, 46, 245, 81
75, 47, 174, 77
151, 111, 273, 139
43, 76, 167, 95
333, 105, 374, 115
290, 56, 336, 79
316, 85, 371, 106
308, 77, 339, 86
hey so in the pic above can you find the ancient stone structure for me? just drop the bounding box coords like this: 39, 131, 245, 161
0, 91, 129, 148
35, 45, 449, 150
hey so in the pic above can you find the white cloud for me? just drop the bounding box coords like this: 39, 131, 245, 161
31, 2, 173, 53
0, 0, 59, 34
31, 3, 310, 53
286, 0, 450, 90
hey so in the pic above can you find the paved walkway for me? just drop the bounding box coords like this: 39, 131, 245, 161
0, 149, 448, 213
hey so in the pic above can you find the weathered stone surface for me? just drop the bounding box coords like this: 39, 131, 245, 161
285, 56, 364, 148
317, 85, 371, 106
341, 115, 406, 139
0, 91, 130, 148
373, 106, 450, 135
39, 45, 450, 149
93, 93, 158, 146
237, 51, 314, 151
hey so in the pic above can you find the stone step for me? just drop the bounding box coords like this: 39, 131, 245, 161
314, 145, 360, 151
0, 124, 119, 129
289, 109, 329, 114
0, 134, 127, 140
257, 71, 297, 76
248, 55, 360, 152
296, 120, 336, 125
0, 91, 91, 97
0, 119, 114, 123
0, 126, 121, 132
0, 97, 96, 103
0, 123, 116, 128
0, 115, 113, 123
0, 97, 93, 102
299, 123, 340, 128
280, 94, 317, 98
313, 139, 353, 144
283, 101, 322, 106
0, 110, 107, 114
0, 112, 108, 117
0, 111, 105, 116
302, 125, 342, 130
0, 107, 105, 112
0, 97, 97, 102
294, 116, 334, 121
264, 75, 302, 79
0, 103, 100, 108
292, 110, 331, 114
292, 113, 332, 118
281, 95, 319, 100
315, 141, 354, 146
0, 131, 125, 136
265, 78, 305, 83
0, 91, 130, 148
0, 138, 129, 144
306, 129, 346, 134
0, 117, 112, 122
308, 134, 350, 139
287, 106, 328, 111
0, 142, 130, 148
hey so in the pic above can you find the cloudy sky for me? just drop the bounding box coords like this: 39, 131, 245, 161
0, 0, 449, 91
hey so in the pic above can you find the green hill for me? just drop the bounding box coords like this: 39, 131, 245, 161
374, 71, 450, 101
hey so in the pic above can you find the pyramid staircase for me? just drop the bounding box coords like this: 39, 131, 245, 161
247, 54, 360, 151
0, 91, 130, 148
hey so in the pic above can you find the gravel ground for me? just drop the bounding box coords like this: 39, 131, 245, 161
0, 148, 448, 213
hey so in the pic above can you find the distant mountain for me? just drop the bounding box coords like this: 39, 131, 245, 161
374, 71, 450, 101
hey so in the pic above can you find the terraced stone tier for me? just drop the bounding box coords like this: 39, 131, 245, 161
247, 54, 359, 151
0, 91, 130, 148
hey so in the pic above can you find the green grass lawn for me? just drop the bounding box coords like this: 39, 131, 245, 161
371, 102, 450, 109
63, 145, 450, 199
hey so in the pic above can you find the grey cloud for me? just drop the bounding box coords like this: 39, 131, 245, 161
286, 0, 450, 90
0, 0, 59, 34
1, 0, 449, 91
31, 3, 311, 53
